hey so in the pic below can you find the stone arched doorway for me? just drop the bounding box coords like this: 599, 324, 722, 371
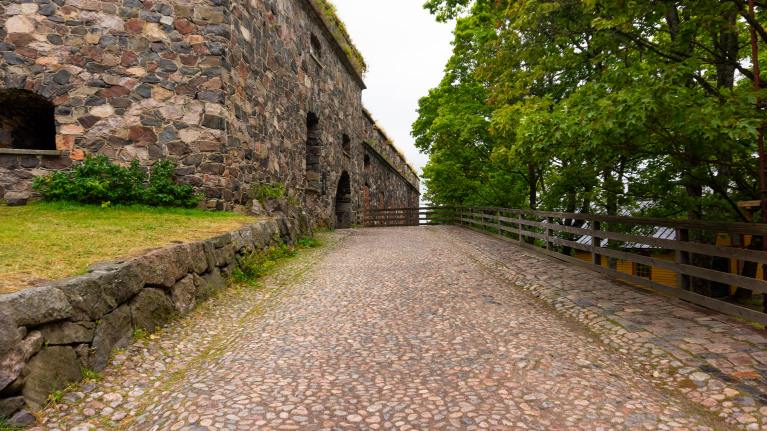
0, 89, 56, 150
335, 171, 353, 228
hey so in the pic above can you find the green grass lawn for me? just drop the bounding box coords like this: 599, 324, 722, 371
0, 202, 259, 294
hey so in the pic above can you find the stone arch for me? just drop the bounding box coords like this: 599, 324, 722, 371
0, 89, 56, 151
335, 171, 353, 227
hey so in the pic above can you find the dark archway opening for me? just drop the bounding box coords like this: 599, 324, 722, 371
364, 154, 371, 172
306, 112, 321, 189
342, 134, 350, 154
310, 34, 322, 58
335, 171, 353, 228
0, 89, 56, 150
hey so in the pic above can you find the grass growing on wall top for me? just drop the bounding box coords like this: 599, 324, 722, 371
310, 0, 367, 75
0, 201, 258, 295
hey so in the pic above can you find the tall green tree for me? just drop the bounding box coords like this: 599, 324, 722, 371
415, 0, 767, 295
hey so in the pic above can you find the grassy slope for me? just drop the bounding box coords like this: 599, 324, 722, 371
0, 202, 257, 294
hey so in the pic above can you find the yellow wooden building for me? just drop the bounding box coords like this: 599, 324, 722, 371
574, 233, 763, 294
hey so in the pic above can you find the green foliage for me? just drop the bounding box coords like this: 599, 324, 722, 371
132, 327, 149, 342
0, 419, 23, 430
142, 159, 203, 208
81, 367, 102, 381
310, 0, 367, 74
232, 239, 297, 286
739, 297, 764, 307
297, 236, 322, 248
249, 182, 285, 204
32, 155, 203, 208
415, 0, 767, 227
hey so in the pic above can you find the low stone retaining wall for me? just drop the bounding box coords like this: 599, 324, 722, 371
0, 207, 311, 423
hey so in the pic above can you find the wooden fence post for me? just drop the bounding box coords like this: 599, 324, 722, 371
546, 216, 553, 250
519, 213, 525, 245
498, 211, 502, 235
592, 220, 602, 266
676, 228, 691, 291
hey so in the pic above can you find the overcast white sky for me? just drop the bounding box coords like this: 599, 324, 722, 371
329, 1, 456, 197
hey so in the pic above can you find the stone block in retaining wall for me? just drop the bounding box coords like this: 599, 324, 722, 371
129, 288, 175, 333
90, 305, 132, 372
52, 261, 143, 322
170, 275, 197, 316
0, 285, 74, 327
22, 346, 83, 410
0, 397, 24, 419
198, 268, 226, 299
38, 322, 95, 346
132, 245, 193, 288
0, 212, 311, 419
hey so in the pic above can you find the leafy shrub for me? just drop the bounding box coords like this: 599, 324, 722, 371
249, 182, 285, 204
232, 238, 297, 285
32, 155, 203, 208
297, 236, 322, 248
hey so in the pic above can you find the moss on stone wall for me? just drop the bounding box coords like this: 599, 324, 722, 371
310, 0, 367, 75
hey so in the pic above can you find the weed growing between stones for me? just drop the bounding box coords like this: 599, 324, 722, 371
297, 236, 323, 248
232, 240, 296, 286
0, 417, 23, 430
132, 328, 149, 343
248, 182, 286, 203
80, 368, 101, 381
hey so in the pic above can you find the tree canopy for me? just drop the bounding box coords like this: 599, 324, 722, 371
413, 0, 767, 224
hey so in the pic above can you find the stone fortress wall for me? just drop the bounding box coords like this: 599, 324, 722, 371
0, 0, 420, 225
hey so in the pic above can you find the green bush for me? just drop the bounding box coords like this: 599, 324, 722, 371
248, 182, 285, 204
297, 236, 322, 248
232, 239, 297, 285
32, 155, 203, 208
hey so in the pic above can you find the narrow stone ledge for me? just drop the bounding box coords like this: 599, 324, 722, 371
0, 149, 63, 156
309, 52, 324, 69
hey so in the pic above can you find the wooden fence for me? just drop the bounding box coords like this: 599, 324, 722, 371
359, 207, 457, 227
360, 206, 767, 326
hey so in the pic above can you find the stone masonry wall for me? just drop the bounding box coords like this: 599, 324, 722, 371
0, 208, 310, 421
0, 0, 419, 220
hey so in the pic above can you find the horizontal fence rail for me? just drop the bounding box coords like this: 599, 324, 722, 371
359, 207, 456, 227
359, 205, 767, 327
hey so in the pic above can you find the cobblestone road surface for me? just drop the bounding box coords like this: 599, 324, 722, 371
34, 227, 746, 431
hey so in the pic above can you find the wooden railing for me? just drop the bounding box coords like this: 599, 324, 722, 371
360, 205, 767, 326
359, 207, 456, 227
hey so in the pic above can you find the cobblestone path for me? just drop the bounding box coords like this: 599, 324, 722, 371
35, 227, 736, 431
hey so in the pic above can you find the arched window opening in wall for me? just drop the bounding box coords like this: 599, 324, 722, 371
310, 34, 322, 58
364, 154, 371, 172
305, 112, 321, 189
379, 191, 385, 209
0, 89, 56, 151
335, 171, 352, 228
342, 134, 350, 154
